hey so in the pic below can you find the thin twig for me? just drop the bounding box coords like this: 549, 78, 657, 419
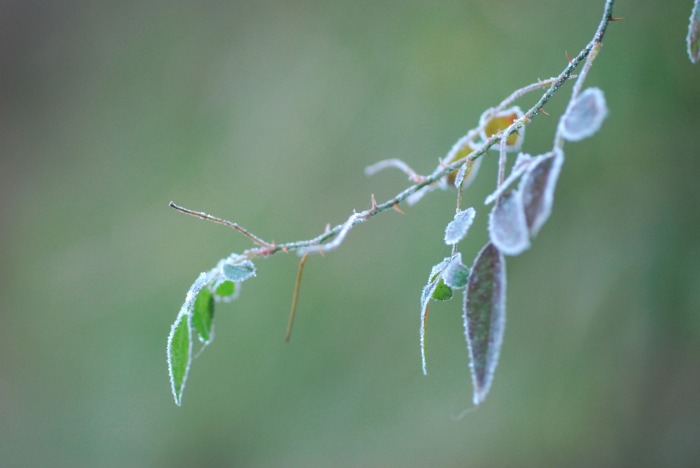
285, 253, 309, 342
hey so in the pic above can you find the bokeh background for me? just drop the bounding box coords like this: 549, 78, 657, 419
2, 0, 699, 466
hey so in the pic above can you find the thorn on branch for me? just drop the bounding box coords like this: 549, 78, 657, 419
565, 50, 573, 63
392, 203, 406, 215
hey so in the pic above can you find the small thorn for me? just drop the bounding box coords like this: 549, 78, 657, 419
565, 50, 572, 63
609, 16, 624, 22
392, 203, 405, 215
324, 223, 331, 233
539, 108, 550, 116
370, 194, 379, 210
316, 245, 326, 257
281, 246, 289, 254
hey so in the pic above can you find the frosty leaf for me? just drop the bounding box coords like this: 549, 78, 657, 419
167, 313, 192, 406
519, 148, 565, 236
689, 0, 700, 63
167, 272, 208, 406
442, 253, 469, 289
464, 242, 506, 406
488, 190, 530, 256
559, 88, 608, 142
191, 287, 214, 344
214, 280, 236, 299
479, 106, 525, 151
420, 257, 452, 375
222, 259, 256, 282
444, 208, 476, 245
447, 153, 482, 189
432, 278, 453, 301
484, 153, 535, 205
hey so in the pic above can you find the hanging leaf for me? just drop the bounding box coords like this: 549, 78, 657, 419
442, 253, 469, 289
444, 208, 476, 245
191, 287, 215, 345
464, 243, 506, 405
519, 148, 565, 236
479, 106, 525, 151
488, 190, 530, 256
484, 153, 535, 205
167, 272, 209, 406
222, 258, 256, 282
419, 257, 452, 375
688, 0, 700, 63
559, 87, 608, 142
167, 313, 191, 406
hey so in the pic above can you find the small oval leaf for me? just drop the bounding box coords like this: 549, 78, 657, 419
167, 313, 192, 406
488, 191, 530, 256
688, 0, 700, 63
442, 253, 469, 289
519, 148, 565, 236
464, 242, 506, 406
222, 259, 256, 282
444, 208, 476, 245
191, 287, 214, 344
559, 87, 608, 142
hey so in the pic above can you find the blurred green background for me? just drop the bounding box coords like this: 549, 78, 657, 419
2, 0, 700, 466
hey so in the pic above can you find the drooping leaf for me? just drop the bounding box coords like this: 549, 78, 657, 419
559, 87, 608, 142
488, 190, 530, 256
419, 257, 452, 375
444, 208, 476, 245
479, 106, 525, 151
447, 153, 482, 189
519, 148, 565, 236
167, 313, 191, 406
167, 272, 208, 406
191, 287, 215, 344
688, 0, 700, 63
222, 258, 256, 282
442, 253, 469, 289
484, 153, 535, 205
464, 242, 506, 405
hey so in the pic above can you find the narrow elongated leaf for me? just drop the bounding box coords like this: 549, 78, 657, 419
464, 243, 506, 405
559, 87, 608, 142
420, 257, 451, 375
167, 313, 191, 406
688, 0, 700, 63
442, 253, 469, 289
519, 148, 565, 236
488, 190, 530, 256
191, 287, 214, 344
167, 272, 208, 406
444, 208, 476, 245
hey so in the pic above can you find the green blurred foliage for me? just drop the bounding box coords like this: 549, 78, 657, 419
1, 0, 700, 465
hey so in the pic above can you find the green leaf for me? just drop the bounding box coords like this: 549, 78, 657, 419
432, 278, 453, 301
167, 313, 192, 406
222, 259, 256, 282
167, 271, 208, 406
688, 0, 700, 63
191, 287, 214, 344
442, 253, 469, 289
464, 242, 506, 405
214, 280, 236, 298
